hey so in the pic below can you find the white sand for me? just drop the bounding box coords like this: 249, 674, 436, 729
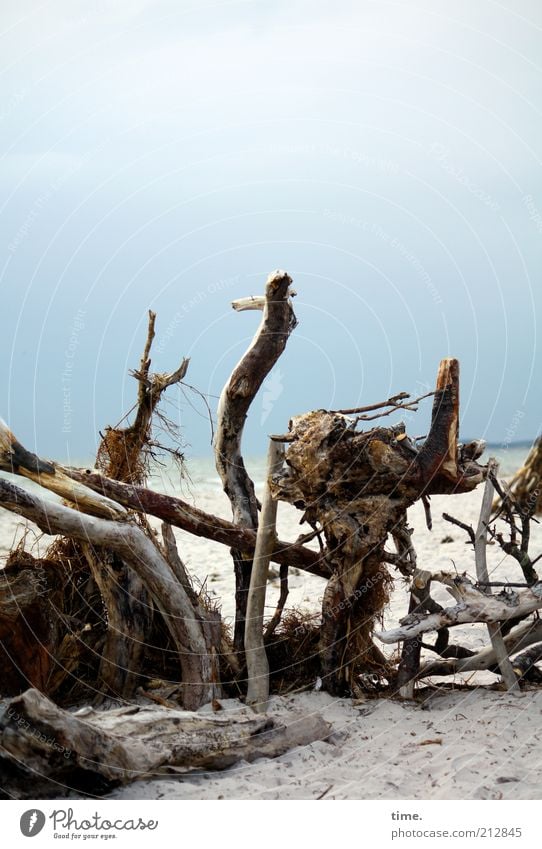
108, 688, 542, 800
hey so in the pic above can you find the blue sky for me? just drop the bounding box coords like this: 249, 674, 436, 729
1, 0, 541, 460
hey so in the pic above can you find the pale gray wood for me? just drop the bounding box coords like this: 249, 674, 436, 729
245, 439, 284, 712
475, 459, 519, 691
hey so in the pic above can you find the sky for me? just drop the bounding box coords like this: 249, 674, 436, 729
1, 0, 541, 461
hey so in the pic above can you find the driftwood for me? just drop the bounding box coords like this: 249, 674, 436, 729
494, 434, 542, 517
0, 419, 125, 520
474, 459, 518, 690
245, 439, 284, 712
270, 358, 487, 694
64, 466, 327, 577
2, 268, 541, 803
417, 618, 542, 678
396, 569, 433, 698
79, 542, 153, 701
0, 688, 332, 797
215, 270, 297, 652
0, 557, 67, 695
377, 571, 542, 644
96, 310, 189, 484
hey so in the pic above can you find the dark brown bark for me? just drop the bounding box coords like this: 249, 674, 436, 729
0, 558, 65, 696
64, 468, 328, 578
215, 270, 297, 652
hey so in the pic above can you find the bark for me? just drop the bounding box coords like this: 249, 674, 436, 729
416, 358, 460, 484
0, 688, 332, 797
0, 558, 65, 695
79, 543, 153, 701
214, 270, 297, 652
417, 619, 542, 678
64, 467, 327, 577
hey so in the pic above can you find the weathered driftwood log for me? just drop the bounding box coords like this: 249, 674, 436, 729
0, 479, 218, 710
0, 556, 66, 695
215, 270, 297, 652
417, 618, 542, 678
493, 434, 542, 516
0, 688, 332, 797
511, 642, 542, 680
64, 467, 327, 577
270, 358, 486, 694
377, 572, 542, 644
245, 439, 284, 712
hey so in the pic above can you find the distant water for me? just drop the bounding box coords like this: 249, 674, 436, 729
152, 443, 530, 493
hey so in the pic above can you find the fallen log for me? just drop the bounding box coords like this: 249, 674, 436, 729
0, 688, 332, 797
377, 572, 542, 644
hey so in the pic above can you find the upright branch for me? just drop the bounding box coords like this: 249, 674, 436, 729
215, 270, 297, 652
474, 459, 519, 691
0, 419, 126, 520
270, 357, 487, 695
96, 310, 189, 484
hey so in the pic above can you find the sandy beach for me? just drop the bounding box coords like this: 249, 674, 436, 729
2, 447, 540, 800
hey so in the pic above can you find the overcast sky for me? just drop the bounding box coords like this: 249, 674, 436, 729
1, 0, 541, 461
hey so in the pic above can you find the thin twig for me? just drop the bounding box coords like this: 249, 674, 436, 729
333, 390, 434, 416
442, 513, 476, 546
